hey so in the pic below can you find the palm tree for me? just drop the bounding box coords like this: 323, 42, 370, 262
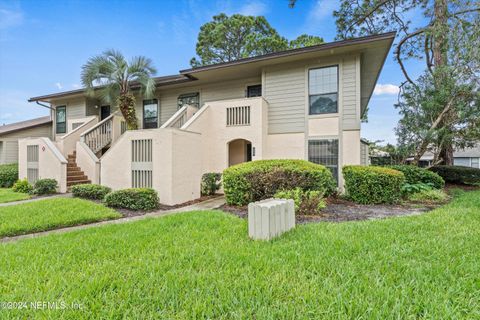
81, 49, 157, 129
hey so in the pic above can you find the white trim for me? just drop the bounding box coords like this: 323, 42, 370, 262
41, 137, 68, 164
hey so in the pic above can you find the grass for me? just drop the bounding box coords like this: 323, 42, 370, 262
408, 188, 449, 203
0, 188, 30, 203
1, 191, 480, 319
0, 198, 121, 238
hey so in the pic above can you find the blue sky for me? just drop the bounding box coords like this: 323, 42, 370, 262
0, 0, 425, 144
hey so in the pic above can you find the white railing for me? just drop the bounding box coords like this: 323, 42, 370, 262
226, 105, 250, 126
161, 105, 198, 129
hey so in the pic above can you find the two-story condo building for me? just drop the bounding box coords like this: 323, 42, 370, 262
18, 32, 395, 205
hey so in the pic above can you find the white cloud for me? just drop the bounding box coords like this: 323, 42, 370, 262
0, 112, 13, 120
309, 0, 338, 21
239, 1, 268, 16
72, 84, 81, 89
374, 84, 400, 95
0, 8, 24, 30
54, 82, 63, 90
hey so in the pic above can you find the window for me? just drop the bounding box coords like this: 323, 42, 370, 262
56, 106, 66, 134
453, 157, 470, 167
143, 99, 158, 129
247, 84, 262, 98
308, 139, 339, 181
309, 66, 338, 115
177, 92, 199, 109
471, 158, 479, 168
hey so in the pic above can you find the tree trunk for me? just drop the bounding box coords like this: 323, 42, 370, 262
433, 0, 454, 165
439, 143, 454, 165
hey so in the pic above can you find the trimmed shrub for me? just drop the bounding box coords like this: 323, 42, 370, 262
274, 188, 326, 215
408, 189, 449, 203
223, 160, 336, 206
72, 184, 111, 200
430, 165, 480, 185
200, 173, 222, 196
12, 179, 33, 194
104, 188, 159, 211
32, 179, 58, 195
0, 163, 18, 188
343, 165, 405, 204
387, 165, 444, 189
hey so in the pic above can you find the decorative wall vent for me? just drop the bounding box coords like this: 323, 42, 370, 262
131, 139, 153, 188
27, 145, 39, 184
226, 106, 250, 126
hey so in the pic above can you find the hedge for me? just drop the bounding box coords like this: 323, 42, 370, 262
0, 163, 18, 188
387, 165, 444, 189
104, 188, 159, 211
430, 165, 480, 185
72, 184, 111, 200
32, 179, 58, 195
343, 165, 405, 204
223, 159, 336, 206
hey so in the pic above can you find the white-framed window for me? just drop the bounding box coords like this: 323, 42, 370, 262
308, 139, 339, 181
308, 65, 338, 115
471, 158, 479, 168
143, 99, 158, 129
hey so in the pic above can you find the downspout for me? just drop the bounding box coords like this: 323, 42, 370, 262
35, 100, 54, 110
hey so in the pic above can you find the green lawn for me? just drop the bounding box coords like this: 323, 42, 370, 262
0, 188, 30, 203
1, 191, 480, 319
0, 198, 121, 238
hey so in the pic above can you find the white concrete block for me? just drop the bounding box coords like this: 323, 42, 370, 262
248, 198, 295, 240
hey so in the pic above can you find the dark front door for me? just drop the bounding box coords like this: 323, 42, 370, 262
100, 105, 110, 120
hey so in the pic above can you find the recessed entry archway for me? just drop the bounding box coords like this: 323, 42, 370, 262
228, 138, 252, 167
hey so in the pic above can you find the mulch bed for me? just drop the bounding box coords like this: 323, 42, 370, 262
219, 196, 443, 224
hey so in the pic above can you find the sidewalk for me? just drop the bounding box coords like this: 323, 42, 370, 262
1, 196, 226, 243
0, 193, 71, 207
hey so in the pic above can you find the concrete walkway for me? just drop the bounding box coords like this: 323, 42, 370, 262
1, 196, 226, 243
0, 193, 72, 207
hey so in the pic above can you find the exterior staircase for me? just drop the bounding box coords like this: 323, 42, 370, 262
67, 151, 91, 188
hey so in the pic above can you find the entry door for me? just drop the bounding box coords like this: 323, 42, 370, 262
100, 105, 111, 120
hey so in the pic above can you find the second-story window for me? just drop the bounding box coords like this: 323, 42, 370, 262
56, 106, 66, 134
143, 99, 158, 129
177, 92, 199, 109
309, 65, 338, 115
246, 84, 262, 98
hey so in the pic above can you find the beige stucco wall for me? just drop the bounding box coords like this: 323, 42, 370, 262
100, 128, 202, 205
76, 141, 100, 184
183, 97, 267, 173
264, 133, 305, 159
341, 130, 361, 166
308, 117, 340, 137
18, 137, 67, 192
0, 123, 52, 164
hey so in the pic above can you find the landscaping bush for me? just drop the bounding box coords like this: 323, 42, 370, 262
0, 163, 18, 188
274, 188, 326, 215
200, 173, 222, 196
408, 189, 449, 203
387, 165, 444, 189
430, 165, 480, 185
223, 160, 336, 206
343, 165, 405, 204
12, 179, 33, 194
104, 188, 159, 211
72, 184, 111, 200
32, 179, 58, 195
400, 182, 434, 196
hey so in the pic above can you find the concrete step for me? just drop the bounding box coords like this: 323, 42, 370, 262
67, 175, 88, 182
67, 171, 85, 177
67, 180, 91, 187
